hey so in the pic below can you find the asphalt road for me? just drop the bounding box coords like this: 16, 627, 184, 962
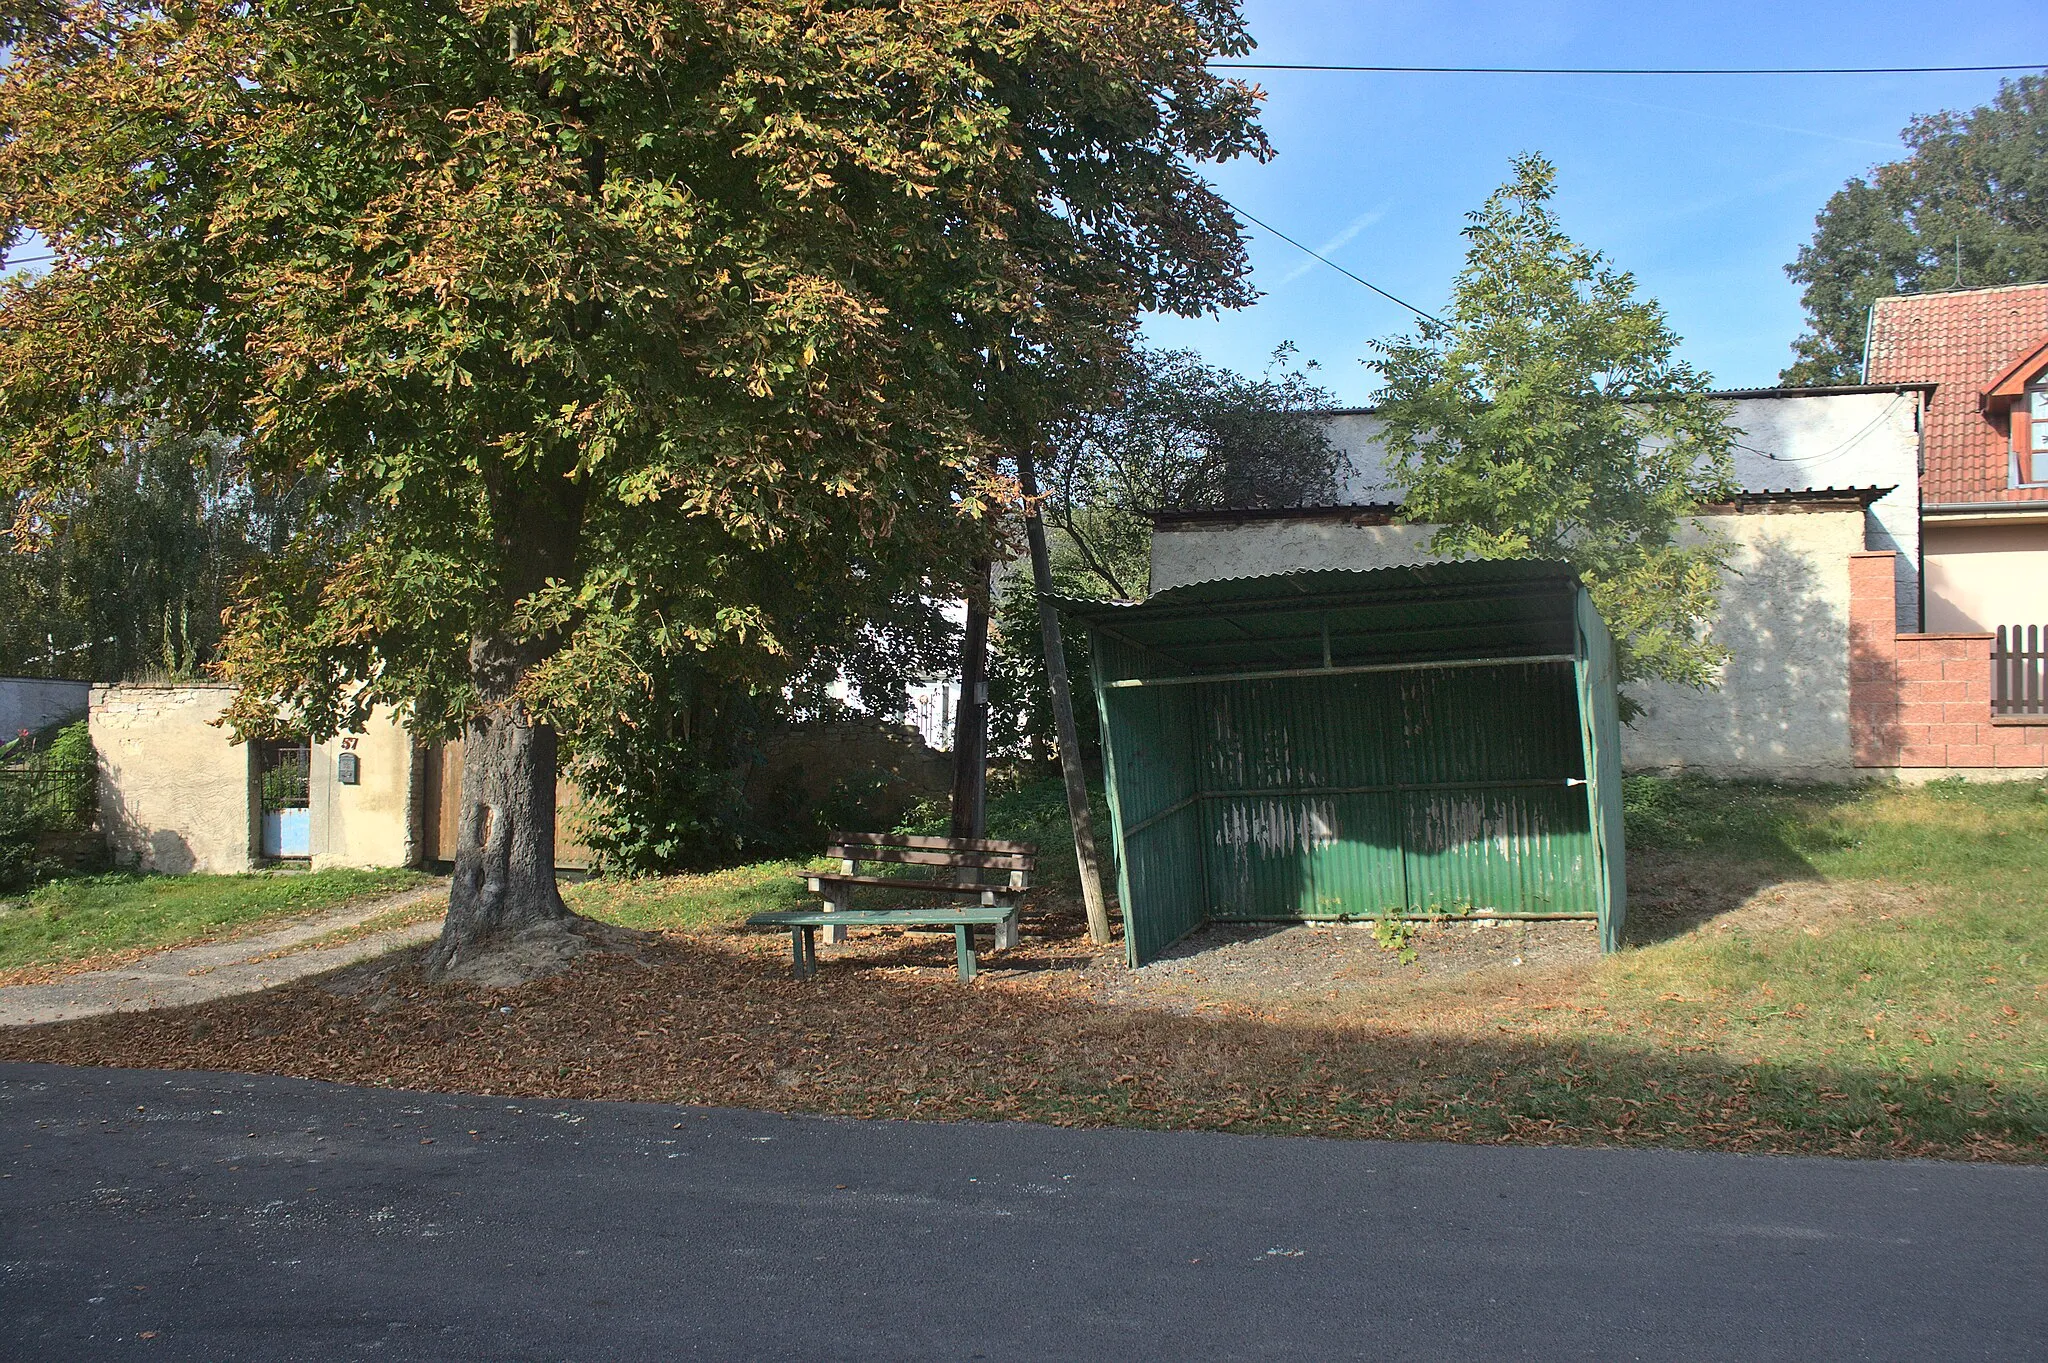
2, 1063, 2041, 1361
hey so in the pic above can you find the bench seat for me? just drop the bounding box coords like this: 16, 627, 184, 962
802, 873, 1020, 895
748, 906, 1017, 981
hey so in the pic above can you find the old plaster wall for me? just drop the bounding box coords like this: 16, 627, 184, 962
1149, 520, 1438, 593
310, 709, 422, 871
90, 683, 255, 874
1626, 508, 1867, 781
0, 677, 92, 740
1303, 389, 1923, 628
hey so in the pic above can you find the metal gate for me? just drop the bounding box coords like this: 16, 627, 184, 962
258, 740, 311, 859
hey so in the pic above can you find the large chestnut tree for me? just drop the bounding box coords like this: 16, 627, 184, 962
0, 1, 1268, 974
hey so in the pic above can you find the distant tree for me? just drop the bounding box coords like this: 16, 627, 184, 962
1034, 346, 1340, 601
1, 435, 303, 681
1783, 74, 2048, 385
0, 2, 1268, 975
987, 346, 1336, 768
1368, 155, 1738, 710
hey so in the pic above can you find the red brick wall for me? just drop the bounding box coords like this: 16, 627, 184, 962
1850, 551, 2048, 768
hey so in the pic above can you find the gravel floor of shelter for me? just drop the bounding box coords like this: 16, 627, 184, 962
1099, 917, 1599, 1015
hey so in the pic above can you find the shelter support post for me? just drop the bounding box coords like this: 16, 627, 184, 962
1017, 445, 1113, 947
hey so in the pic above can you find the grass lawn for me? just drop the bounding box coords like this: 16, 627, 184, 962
0, 868, 436, 980
2, 778, 2041, 1162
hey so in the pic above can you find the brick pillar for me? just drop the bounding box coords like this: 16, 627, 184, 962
1849, 551, 1901, 767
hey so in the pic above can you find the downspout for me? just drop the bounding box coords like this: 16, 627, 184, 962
1914, 387, 1927, 632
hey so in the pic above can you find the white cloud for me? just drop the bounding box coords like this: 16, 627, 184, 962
1272, 204, 1388, 287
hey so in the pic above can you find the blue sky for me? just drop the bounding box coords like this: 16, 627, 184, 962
1144, 0, 2045, 404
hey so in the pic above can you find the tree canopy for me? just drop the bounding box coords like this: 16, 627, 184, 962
1783, 74, 2048, 385
0, 0, 1271, 970
1031, 345, 1338, 601
1368, 155, 1737, 709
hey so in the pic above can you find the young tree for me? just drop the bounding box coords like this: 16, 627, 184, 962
1368, 155, 1737, 709
1783, 74, 2048, 385
0, 2, 1269, 975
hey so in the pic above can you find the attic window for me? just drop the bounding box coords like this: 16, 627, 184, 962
2023, 386, 2048, 487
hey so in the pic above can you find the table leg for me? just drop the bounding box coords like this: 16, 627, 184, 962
955, 924, 977, 981
802, 926, 818, 976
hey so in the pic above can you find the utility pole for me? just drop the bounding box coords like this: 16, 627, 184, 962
1015, 442, 1113, 946
948, 557, 991, 843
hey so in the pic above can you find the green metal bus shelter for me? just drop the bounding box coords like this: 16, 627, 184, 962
1064, 562, 1626, 966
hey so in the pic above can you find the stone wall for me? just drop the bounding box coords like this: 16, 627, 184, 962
90, 683, 256, 874
0, 677, 92, 740
1850, 551, 2048, 778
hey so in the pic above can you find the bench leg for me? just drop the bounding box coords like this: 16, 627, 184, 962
994, 907, 1019, 952
791, 926, 819, 980
954, 924, 977, 982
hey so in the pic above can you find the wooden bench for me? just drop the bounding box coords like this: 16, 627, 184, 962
747, 832, 1037, 981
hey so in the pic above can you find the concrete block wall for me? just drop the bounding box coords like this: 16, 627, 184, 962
1850, 551, 2048, 775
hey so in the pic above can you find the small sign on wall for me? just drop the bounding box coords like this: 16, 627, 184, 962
337, 752, 360, 786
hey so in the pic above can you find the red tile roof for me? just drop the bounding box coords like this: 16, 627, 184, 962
1864, 282, 2048, 505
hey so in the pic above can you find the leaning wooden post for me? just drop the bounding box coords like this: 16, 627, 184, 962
949, 556, 992, 844
1016, 444, 1113, 947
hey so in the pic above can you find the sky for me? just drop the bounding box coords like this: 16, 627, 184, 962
1143, 0, 2046, 405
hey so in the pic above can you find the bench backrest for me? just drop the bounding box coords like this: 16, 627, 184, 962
827, 831, 1036, 876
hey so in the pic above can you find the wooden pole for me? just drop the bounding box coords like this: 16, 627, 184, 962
1015, 446, 1113, 946
948, 557, 991, 843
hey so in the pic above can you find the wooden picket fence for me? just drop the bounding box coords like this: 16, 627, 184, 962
1994, 624, 2047, 717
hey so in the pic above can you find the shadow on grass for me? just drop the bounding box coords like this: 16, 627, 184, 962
1619, 777, 1872, 947
1, 897, 2038, 1163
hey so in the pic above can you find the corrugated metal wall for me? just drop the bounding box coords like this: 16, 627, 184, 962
1576, 593, 1628, 951
1185, 663, 1592, 928
1085, 573, 1624, 966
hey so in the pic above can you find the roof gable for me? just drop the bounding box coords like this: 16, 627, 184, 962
1981, 333, 2048, 411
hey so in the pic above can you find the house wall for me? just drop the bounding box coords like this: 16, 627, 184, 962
310, 710, 422, 871
1724, 392, 1922, 631
1922, 519, 2048, 633
90, 683, 256, 874
1850, 551, 2048, 778
0, 677, 92, 740
1150, 505, 1869, 781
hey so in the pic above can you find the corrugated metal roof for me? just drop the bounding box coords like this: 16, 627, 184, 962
1149, 486, 1895, 526
1062, 562, 1582, 677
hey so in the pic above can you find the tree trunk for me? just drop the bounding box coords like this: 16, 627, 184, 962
949, 557, 991, 843
425, 473, 587, 980
1016, 447, 1112, 946
426, 633, 572, 977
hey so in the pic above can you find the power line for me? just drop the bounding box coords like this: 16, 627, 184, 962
1225, 202, 1440, 324
1211, 61, 2046, 76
